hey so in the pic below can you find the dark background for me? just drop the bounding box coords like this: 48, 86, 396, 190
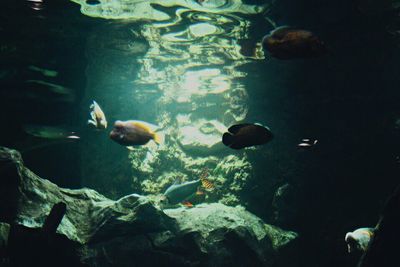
0, 0, 399, 266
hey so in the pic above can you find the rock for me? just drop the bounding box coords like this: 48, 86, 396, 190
0, 146, 298, 266
129, 144, 253, 206
176, 117, 227, 155
0, 222, 9, 262
271, 183, 297, 226
0, 146, 177, 245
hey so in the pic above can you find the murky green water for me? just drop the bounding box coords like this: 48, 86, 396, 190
1, 0, 400, 266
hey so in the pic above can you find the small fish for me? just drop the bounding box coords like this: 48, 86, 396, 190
28, 65, 58, 77
297, 143, 312, 147
182, 201, 194, 208
109, 120, 164, 148
222, 123, 273, 150
262, 26, 327, 59
23, 125, 80, 140
297, 138, 318, 149
345, 227, 374, 253
87, 100, 107, 130
25, 80, 73, 95
163, 176, 214, 205
25, 80, 75, 102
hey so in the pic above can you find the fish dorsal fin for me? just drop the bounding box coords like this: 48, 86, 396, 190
130, 120, 159, 133
130, 121, 153, 134
173, 176, 183, 185
270, 26, 293, 38
254, 123, 270, 131
228, 123, 252, 134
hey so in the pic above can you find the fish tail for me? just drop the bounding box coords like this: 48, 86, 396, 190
222, 132, 234, 147
200, 177, 214, 190
153, 131, 165, 145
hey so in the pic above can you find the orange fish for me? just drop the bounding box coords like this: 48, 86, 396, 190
182, 201, 194, 208
109, 120, 164, 148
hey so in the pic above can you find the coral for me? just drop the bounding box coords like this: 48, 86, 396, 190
129, 141, 253, 206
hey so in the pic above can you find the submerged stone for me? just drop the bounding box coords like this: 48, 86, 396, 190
0, 146, 298, 266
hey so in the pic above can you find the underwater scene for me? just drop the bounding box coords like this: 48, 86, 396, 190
0, 0, 400, 266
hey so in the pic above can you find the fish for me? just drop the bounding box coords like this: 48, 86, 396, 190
22, 125, 80, 140
24, 80, 75, 102
28, 65, 58, 77
163, 176, 214, 205
297, 143, 312, 147
345, 227, 374, 253
222, 123, 273, 150
109, 120, 164, 148
87, 100, 107, 130
297, 138, 318, 149
182, 201, 194, 208
262, 26, 327, 59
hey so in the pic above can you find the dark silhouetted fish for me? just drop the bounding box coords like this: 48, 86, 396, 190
262, 26, 327, 59
22, 124, 80, 140
222, 123, 273, 149
109, 120, 164, 149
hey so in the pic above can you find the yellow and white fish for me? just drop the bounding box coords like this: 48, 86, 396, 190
345, 227, 374, 253
87, 100, 107, 130
109, 120, 164, 149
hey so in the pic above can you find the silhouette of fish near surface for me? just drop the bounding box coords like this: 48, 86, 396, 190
222, 123, 273, 149
262, 26, 327, 59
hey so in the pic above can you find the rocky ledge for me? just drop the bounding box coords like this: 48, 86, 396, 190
0, 147, 297, 266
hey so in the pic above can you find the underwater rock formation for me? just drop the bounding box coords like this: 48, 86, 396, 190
129, 144, 253, 206
0, 222, 9, 263
0, 146, 297, 266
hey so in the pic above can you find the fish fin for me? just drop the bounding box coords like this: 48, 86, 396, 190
254, 122, 270, 131
131, 121, 154, 134
130, 120, 159, 131
222, 132, 235, 147
270, 26, 293, 38
200, 177, 214, 190
196, 190, 205, 195
143, 140, 158, 150
87, 120, 96, 127
90, 100, 97, 109
127, 146, 135, 151
227, 124, 252, 134
182, 201, 193, 208
152, 131, 165, 145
